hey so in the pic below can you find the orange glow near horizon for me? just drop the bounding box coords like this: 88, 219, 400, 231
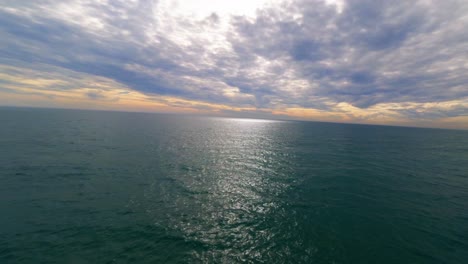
1, 64, 467, 130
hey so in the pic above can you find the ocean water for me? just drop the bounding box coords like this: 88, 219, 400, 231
0, 107, 467, 263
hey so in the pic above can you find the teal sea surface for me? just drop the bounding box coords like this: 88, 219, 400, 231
1, 107, 467, 263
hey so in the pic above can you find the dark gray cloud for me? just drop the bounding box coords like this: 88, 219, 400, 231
0, 0, 467, 121
231, 0, 468, 108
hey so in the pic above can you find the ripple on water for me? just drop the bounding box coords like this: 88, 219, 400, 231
1, 110, 467, 263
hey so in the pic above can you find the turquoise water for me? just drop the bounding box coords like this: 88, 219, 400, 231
0, 107, 467, 263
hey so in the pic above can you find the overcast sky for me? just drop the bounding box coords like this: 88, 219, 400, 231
0, 0, 467, 128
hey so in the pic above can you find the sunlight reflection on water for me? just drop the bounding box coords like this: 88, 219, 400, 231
3, 110, 467, 263
147, 117, 298, 262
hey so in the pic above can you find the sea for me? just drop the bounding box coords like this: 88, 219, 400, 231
0, 107, 467, 263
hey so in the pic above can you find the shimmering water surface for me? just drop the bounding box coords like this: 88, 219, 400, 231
1, 107, 467, 263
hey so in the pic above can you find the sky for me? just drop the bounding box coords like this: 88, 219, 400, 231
0, 0, 467, 129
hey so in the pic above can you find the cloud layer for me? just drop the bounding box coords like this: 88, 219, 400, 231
0, 0, 467, 128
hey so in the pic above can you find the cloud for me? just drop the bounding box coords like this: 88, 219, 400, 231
231, 0, 468, 108
0, 0, 467, 128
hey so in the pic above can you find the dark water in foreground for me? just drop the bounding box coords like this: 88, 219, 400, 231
0, 107, 467, 263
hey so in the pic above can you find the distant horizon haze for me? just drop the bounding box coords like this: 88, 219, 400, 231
1, 105, 467, 131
